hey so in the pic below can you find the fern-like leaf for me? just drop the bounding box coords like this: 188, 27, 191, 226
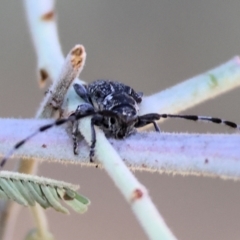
0, 171, 90, 214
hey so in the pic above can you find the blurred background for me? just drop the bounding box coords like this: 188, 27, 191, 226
0, 0, 240, 239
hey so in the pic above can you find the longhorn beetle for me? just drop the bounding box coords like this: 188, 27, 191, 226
1, 79, 240, 167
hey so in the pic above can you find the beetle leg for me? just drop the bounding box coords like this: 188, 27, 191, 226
135, 113, 161, 132
72, 121, 80, 155
73, 83, 92, 104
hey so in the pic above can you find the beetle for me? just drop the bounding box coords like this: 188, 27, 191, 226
1, 79, 239, 166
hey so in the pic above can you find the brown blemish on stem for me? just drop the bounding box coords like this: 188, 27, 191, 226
41, 11, 54, 21
72, 47, 83, 56
50, 97, 60, 109
130, 189, 143, 203
71, 46, 84, 70
39, 69, 49, 88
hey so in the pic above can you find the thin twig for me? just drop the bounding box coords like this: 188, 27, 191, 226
23, 0, 64, 87
141, 56, 240, 116
0, 119, 240, 180
36, 44, 86, 119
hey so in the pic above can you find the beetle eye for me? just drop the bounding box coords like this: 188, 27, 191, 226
95, 91, 101, 98
110, 117, 116, 124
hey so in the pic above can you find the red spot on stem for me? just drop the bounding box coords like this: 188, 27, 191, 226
41, 11, 54, 21
130, 189, 143, 203
39, 69, 48, 88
